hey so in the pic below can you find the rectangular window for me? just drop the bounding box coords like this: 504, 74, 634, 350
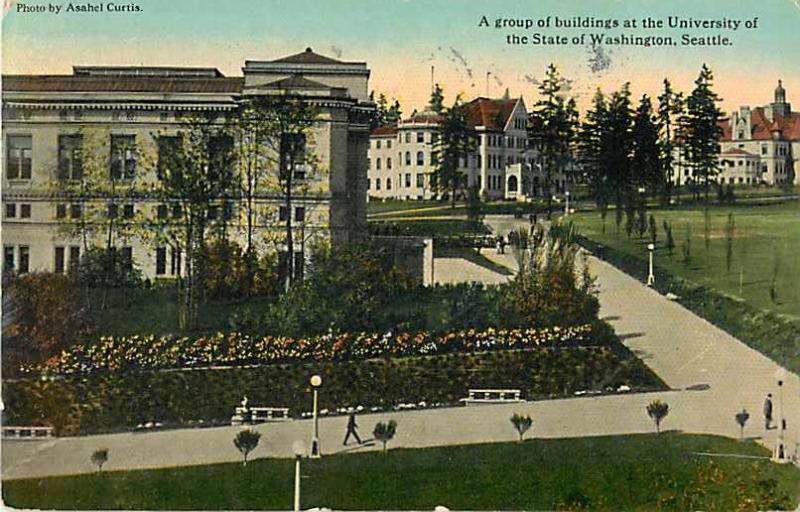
107, 203, 119, 219
416, 173, 424, 188
279, 206, 289, 222
376, 140, 381, 149
157, 204, 168, 219
110, 135, 136, 181
376, 158, 382, 170
172, 204, 183, 219
57, 134, 83, 180
155, 247, 167, 275
405, 133, 411, 143
3, 246, 15, 274
376, 179, 381, 190
69, 246, 80, 272
54, 246, 65, 274
5, 204, 16, 218
157, 136, 180, 180
6, 135, 32, 180
367, 178, 371, 190
56, 204, 67, 219
387, 140, 392, 149
295, 206, 306, 222
387, 157, 392, 170
405, 173, 411, 187
416, 152, 424, 166
417, 132, 424, 143
18, 246, 29, 274
123, 204, 135, 219
70, 204, 83, 219
20, 204, 31, 218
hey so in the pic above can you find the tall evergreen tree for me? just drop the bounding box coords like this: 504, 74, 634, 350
429, 83, 445, 113
657, 79, 684, 205
530, 63, 578, 218
631, 94, 660, 196
431, 95, 476, 207
605, 83, 635, 211
685, 64, 723, 204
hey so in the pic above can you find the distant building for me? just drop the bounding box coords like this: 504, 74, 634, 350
367, 92, 572, 201
2, 48, 373, 278
673, 80, 799, 187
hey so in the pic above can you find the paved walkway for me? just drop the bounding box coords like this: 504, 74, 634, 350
3, 219, 798, 479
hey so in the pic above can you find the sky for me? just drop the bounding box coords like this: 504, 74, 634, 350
3, 0, 800, 115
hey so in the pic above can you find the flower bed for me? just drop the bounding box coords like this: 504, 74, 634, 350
25, 324, 596, 376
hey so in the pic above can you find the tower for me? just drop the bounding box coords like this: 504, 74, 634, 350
771, 79, 791, 118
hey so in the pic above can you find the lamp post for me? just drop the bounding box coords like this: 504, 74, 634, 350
646, 243, 655, 286
292, 440, 305, 512
564, 190, 570, 217
309, 374, 322, 458
773, 374, 788, 463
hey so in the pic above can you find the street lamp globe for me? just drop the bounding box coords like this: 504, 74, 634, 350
647, 243, 655, 251
310, 375, 322, 388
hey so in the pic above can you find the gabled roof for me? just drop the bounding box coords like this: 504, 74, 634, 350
720, 107, 800, 141
271, 47, 343, 65
262, 75, 331, 89
463, 97, 519, 131
2, 75, 244, 94
370, 123, 398, 136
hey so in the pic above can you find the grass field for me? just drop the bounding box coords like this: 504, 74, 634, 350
572, 201, 800, 320
4, 434, 798, 510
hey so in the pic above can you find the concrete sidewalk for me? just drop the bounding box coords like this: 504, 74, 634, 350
3, 227, 798, 479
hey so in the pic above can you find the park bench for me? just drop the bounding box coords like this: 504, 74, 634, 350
2, 426, 54, 440
231, 406, 290, 425
461, 388, 523, 405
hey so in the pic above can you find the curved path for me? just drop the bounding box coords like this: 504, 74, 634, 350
2, 221, 798, 479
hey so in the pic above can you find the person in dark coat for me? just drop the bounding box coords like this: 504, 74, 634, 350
764, 393, 774, 430
343, 412, 362, 445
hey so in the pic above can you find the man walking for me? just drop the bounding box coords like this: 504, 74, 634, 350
343, 412, 362, 445
764, 393, 774, 430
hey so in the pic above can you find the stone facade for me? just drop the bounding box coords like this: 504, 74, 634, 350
2, 48, 373, 278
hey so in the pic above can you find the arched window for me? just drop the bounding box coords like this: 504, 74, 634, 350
405, 152, 411, 166
507, 175, 518, 193
387, 178, 392, 190
376, 158, 382, 170
416, 151, 424, 166
387, 157, 392, 169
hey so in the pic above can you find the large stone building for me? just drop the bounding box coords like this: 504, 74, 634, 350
367, 93, 572, 201
672, 80, 799, 187
2, 48, 373, 278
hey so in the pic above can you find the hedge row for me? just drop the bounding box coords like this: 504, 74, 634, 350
579, 237, 800, 374
4, 344, 664, 435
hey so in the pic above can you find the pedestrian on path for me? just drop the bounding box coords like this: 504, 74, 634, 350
764, 393, 774, 430
343, 412, 362, 445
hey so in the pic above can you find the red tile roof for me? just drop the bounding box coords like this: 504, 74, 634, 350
464, 97, 518, 131
720, 107, 800, 141
2, 75, 244, 94
720, 148, 756, 156
370, 123, 398, 136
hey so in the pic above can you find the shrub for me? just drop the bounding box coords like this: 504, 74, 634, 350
646, 400, 669, 433
233, 429, 261, 466
3, 272, 94, 374
510, 413, 533, 441
203, 240, 280, 300
373, 420, 397, 452
91, 448, 108, 473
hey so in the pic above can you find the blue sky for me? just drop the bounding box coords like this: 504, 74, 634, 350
3, 0, 799, 113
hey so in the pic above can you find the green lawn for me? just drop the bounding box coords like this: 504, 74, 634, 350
4, 434, 798, 510
572, 201, 800, 320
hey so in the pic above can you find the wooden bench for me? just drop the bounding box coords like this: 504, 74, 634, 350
3, 426, 54, 440
461, 388, 523, 405
231, 406, 290, 425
